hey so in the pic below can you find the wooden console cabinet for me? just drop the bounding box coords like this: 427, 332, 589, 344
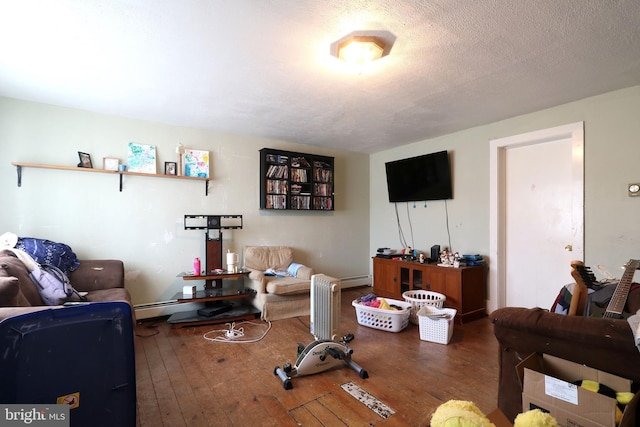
372, 256, 486, 324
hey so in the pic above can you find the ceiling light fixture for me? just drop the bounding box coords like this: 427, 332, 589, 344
334, 35, 388, 65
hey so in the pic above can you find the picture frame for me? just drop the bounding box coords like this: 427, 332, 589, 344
78, 152, 93, 168
126, 142, 157, 174
164, 162, 177, 175
182, 149, 210, 178
103, 157, 119, 171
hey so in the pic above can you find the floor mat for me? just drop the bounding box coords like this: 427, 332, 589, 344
341, 382, 396, 419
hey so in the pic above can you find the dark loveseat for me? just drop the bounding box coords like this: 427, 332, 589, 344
0, 249, 131, 321
490, 289, 640, 422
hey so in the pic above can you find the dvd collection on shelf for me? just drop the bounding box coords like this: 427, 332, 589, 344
266, 164, 288, 179
313, 197, 333, 210
291, 168, 308, 182
266, 154, 288, 164
267, 179, 288, 194
291, 195, 311, 209
266, 194, 287, 209
260, 148, 334, 211
313, 162, 332, 183
291, 156, 310, 168
314, 183, 331, 196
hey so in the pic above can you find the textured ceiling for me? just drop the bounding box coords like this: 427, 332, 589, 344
1, 0, 640, 153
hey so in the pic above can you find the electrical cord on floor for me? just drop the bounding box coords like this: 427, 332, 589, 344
135, 321, 160, 337
203, 320, 272, 344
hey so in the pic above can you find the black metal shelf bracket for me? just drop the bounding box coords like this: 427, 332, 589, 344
119, 173, 124, 192
16, 165, 22, 187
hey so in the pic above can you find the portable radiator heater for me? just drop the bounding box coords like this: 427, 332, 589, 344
274, 274, 368, 389
310, 273, 341, 340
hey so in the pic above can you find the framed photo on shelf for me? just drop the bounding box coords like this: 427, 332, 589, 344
182, 149, 210, 178
103, 157, 119, 171
126, 142, 157, 174
164, 162, 177, 175
78, 152, 93, 168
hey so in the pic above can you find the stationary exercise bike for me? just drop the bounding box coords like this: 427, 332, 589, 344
274, 332, 368, 390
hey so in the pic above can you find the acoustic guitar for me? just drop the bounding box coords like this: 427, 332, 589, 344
569, 259, 639, 318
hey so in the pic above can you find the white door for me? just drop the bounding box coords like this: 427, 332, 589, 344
489, 123, 584, 311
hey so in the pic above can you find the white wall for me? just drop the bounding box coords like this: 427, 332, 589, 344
0, 97, 371, 307
370, 86, 640, 298
4, 85, 640, 312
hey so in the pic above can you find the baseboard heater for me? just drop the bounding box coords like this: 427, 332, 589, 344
340, 275, 371, 289
134, 274, 371, 320
134, 300, 187, 320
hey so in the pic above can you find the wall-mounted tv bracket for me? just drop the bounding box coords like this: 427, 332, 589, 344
184, 215, 243, 285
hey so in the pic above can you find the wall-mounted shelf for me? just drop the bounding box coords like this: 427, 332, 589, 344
11, 162, 211, 195
259, 148, 334, 210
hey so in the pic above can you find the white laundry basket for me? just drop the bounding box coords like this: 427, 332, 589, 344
352, 298, 411, 332
402, 290, 445, 325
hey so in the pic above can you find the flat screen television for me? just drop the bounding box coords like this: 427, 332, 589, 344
385, 150, 453, 202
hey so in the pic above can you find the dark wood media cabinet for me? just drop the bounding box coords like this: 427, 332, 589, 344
372, 256, 487, 324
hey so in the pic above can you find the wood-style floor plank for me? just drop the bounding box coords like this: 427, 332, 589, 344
301, 398, 349, 426
144, 332, 187, 426
162, 327, 226, 426
317, 390, 380, 426
289, 406, 326, 427
135, 286, 499, 426
134, 333, 162, 427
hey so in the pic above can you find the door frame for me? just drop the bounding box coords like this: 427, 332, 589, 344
488, 122, 584, 312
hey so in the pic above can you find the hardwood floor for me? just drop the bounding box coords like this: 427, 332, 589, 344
134, 286, 499, 426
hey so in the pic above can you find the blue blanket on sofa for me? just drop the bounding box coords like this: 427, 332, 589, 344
15, 237, 81, 275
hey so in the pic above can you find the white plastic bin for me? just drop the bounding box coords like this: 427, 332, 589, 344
417, 306, 456, 344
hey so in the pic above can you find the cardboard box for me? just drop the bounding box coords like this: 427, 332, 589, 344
619, 390, 638, 427
517, 353, 632, 427
486, 395, 638, 427
486, 390, 638, 427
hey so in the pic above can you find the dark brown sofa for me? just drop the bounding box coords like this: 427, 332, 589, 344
0, 250, 131, 321
490, 290, 640, 422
